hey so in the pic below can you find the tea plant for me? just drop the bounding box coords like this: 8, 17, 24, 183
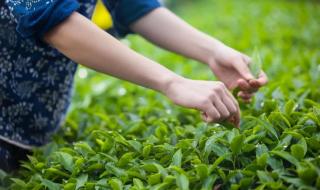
1, 0, 319, 189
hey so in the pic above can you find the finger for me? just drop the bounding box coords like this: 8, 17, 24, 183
228, 115, 240, 128
203, 106, 220, 123
233, 56, 254, 80
238, 80, 258, 93
221, 91, 237, 115
248, 79, 260, 89
201, 112, 206, 121
249, 71, 268, 88
237, 91, 253, 103
212, 98, 230, 119
237, 91, 254, 99
225, 90, 241, 127
257, 71, 268, 86
237, 79, 251, 91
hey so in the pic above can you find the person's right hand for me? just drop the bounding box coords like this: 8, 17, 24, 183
164, 78, 240, 127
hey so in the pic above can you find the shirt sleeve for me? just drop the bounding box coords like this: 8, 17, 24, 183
104, 0, 162, 37
5, 0, 80, 39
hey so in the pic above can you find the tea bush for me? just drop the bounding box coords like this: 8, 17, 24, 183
1, 0, 319, 189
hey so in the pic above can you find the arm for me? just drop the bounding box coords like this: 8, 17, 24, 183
130, 8, 268, 102
44, 12, 240, 126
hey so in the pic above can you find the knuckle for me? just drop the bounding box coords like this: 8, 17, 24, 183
229, 55, 244, 64
214, 84, 225, 93
209, 92, 217, 100
200, 98, 210, 108
216, 81, 225, 88
221, 111, 230, 118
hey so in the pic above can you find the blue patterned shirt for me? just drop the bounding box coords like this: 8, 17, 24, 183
0, 0, 161, 148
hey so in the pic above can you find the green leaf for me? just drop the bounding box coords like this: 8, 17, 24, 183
195, 164, 209, 180
297, 138, 308, 156
249, 48, 262, 78
201, 175, 217, 190
270, 150, 300, 167
40, 179, 60, 190
246, 116, 279, 140
176, 174, 189, 190
297, 167, 317, 185
284, 100, 297, 115
10, 178, 27, 187
0, 170, 7, 181
148, 173, 162, 185
127, 140, 142, 152
117, 152, 134, 167
230, 134, 245, 155
64, 183, 76, 190
171, 149, 182, 167
108, 178, 123, 190
163, 175, 175, 184
74, 142, 95, 155
55, 152, 74, 172
76, 174, 88, 190
242, 144, 256, 153
142, 144, 152, 158
290, 144, 305, 160
133, 178, 145, 189
274, 134, 292, 150
268, 112, 291, 130
267, 157, 284, 170
209, 155, 227, 172
256, 144, 268, 157
257, 153, 268, 167
240, 177, 253, 188
257, 171, 274, 183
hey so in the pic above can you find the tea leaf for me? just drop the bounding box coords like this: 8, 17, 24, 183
108, 178, 123, 190
270, 150, 300, 167
76, 174, 88, 190
55, 152, 74, 172
249, 48, 262, 78
230, 134, 245, 155
171, 149, 182, 167
257, 171, 274, 183
176, 174, 189, 190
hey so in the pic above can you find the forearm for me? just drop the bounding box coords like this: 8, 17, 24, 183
130, 7, 220, 64
44, 12, 180, 93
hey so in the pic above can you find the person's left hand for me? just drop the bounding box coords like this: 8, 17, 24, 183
207, 42, 268, 103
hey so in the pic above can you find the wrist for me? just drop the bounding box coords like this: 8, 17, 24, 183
197, 37, 222, 65
159, 73, 185, 96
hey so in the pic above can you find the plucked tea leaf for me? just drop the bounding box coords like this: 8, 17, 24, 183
249, 48, 262, 78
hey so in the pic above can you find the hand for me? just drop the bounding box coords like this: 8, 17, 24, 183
164, 77, 240, 127
208, 42, 268, 102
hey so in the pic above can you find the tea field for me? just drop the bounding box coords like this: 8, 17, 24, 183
1, 0, 320, 189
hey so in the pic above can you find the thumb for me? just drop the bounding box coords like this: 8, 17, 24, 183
201, 112, 214, 123
234, 56, 254, 80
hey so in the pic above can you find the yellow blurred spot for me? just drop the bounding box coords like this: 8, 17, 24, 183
92, 0, 113, 30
